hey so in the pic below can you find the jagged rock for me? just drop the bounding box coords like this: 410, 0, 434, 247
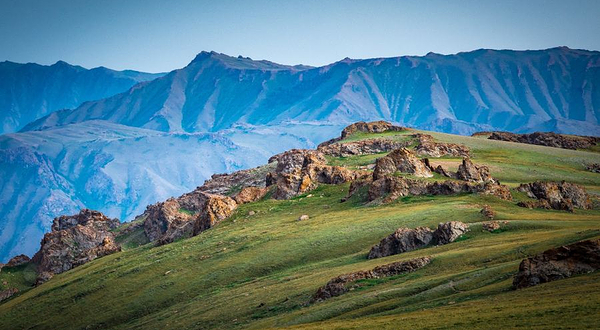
312, 257, 431, 302
480, 205, 495, 220
456, 158, 492, 182
5, 254, 30, 268
271, 149, 363, 199
517, 181, 591, 212
373, 148, 433, 179
298, 215, 310, 221
368, 222, 469, 259
482, 221, 501, 232
317, 138, 409, 157
0, 288, 18, 302
586, 163, 600, 173
513, 239, 600, 289
414, 134, 471, 157
142, 190, 237, 245
233, 186, 268, 204
341, 121, 407, 139
31, 209, 121, 284
487, 131, 600, 150
431, 164, 453, 178
197, 164, 274, 195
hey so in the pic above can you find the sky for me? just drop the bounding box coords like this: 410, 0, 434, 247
1, 0, 600, 73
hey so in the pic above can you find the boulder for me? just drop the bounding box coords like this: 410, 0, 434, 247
312, 257, 431, 302
517, 181, 591, 212
487, 131, 599, 150
373, 148, 433, 179
142, 190, 237, 245
31, 209, 121, 284
368, 222, 469, 259
456, 158, 492, 182
233, 186, 268, 204
513, 239, 600, 289
482, 221, 501, 232
0, 288, 18, 303
480, 205, 495, 220
586, 163, 600, 173
413, 134, 471, 158
5, 254, 30, 268
298, 215, 310, 221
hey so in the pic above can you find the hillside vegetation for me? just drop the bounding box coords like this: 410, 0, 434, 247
1, 126, 599, 330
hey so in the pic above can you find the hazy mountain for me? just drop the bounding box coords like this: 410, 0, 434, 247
0, 61, 163, 133
25, 47, 600, 136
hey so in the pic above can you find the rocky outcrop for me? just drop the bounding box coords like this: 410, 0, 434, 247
197, 164, 274, 196
480, 205, 495, 220
318, 138, 409, 157
487, 131, 600, 150
318, 121, 407, 148
586, 163, 600, 173
517, 181, 591, 212
368, 222, 469, 259
5, 254, 30, 268
414, 134, 471, 158
142, 190, 237, 245
0, 288, 18, 303
373, 148, 433, 179
456, 158, 493, 182
31, 209, 121, 284
513, 239, 600, 289
312, 257, 431, 302
233, 186, 268, 204
365, 176, 512, 203
271, 149, 363, 199
482, 221, 501, 232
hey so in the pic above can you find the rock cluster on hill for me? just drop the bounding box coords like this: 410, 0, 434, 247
413, 133, 471, 158
31, 209, 121, 284
480, 205, 495, 220
312, 256, 431, 302
317, 138, 409, 157
513, 238, 600, 289
517, 181, 591, 212
373, 148, 433, 179
455, 158, 493, 182
318, 121, 407, 148
197, 164, 274, 195
0, 288, 18, 303
4, 254, 30, 268
486, 131, 600, 150
368, 222, 469, 259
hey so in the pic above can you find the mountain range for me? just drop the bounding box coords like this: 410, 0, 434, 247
1, 46, 600, 262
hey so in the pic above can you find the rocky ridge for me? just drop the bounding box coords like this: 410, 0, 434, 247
517, 181, 591, 212
485, 131, 600, 150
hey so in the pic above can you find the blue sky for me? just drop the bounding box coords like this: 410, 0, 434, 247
1, 0, 599, 72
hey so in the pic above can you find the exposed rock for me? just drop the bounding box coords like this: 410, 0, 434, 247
587, 163, 600, 173
248, 210, 256, 216
318, 138, 409, 157
431, 164, 453, 178
487, 131, 600, 150
480, 205, 495, 220
341, 121, 407, 139
414, 134, 471, 158
142, 190, 237, 245
298, 214, 310, 221
271, 149, 363, 199
517, 181, 591, 212
0, 288, 18, 303
482, 221, 501, 232
35, 272, 53, 286
513, 238, 600, 289
456, 158, 492, 182
368, 222, 469, 259
31, 209, 121, 284
197, 164, 274, 196
373, 148, 433, 179
5, 254, 30, 268
312, 257, 431, 302
233, 186, 268, 204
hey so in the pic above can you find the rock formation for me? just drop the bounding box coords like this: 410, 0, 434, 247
373, 148, 433, 179
482, 221, 501, 232
456, 158, 493, 182
586, 163, 600, 173
233, 186, 268, 204
0, 288, 18, 303
197, 164, 274, 196
142, 190, 237, 245
31, 209, 121, 284
413, 134, 471, 158
480, 205, 495, 220
368, 222, 469, 259
487, 131, 600, 150
312, 257, 431, 302
5, 254, 30, 268
317, 138, 409, 157
513, 238, 600, 289
517, 181, 591, 212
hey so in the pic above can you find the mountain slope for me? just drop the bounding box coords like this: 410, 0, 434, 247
1, 126, 598, 329
0, 61, 163, 133
24, 47, 600, 136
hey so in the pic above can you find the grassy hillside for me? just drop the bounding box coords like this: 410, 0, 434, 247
1, 129, 599, 330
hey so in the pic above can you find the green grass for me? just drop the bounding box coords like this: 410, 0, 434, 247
1, 130, 599, 330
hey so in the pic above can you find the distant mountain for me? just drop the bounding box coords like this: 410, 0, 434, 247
24, 47, 600, 136
0, 61, 163, 133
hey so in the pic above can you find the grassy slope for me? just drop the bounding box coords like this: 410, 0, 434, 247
1, 130, 599, 330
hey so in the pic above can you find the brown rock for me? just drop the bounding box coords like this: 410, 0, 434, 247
433, 221, 469, 245
318, 138, 409, 157
487, 131, 599, 150
31, 209, 121, 284
298, 214, 310, 221
312, 257, 431, 302
0, 288, 18, 303
482, 221, 501, 232
5, 254, 30, 268
197, 164, 274, 196
373, 148, 433, 179
413, 134, 471, 158
456, 158, 492, 182
517, 181, 591, 212
513, 239, 600, 289
586, 163, 600, 173
480, 205, 495, 220
233, 186, 268, 204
